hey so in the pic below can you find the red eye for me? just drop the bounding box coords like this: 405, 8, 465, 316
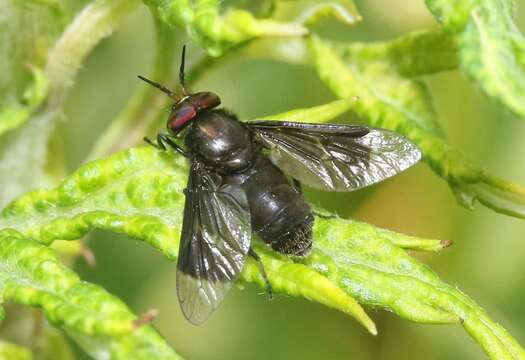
168, 102, 197, 131
191, 92, 221, 112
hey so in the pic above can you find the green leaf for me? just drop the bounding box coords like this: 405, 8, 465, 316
308, 36, 525, 220
0, 67, 48, 136
0, 0, 140, 207
243, 241, 377, 335
426, 0, 525, 120
143, 0, 308, 56
0, 340, 32, 360
0, 146, 375, 334
459, 2, 525, 119
424, 0, 477, 32
33, 326, 75, 360
341, 30, 458, 77
257, 98, 357, 122
275, 0, 362, 26
0, 1, 63, 98
305, 218, 525, 360
87, 18, 178, 161
0, 101, 522, 358
320, 38, 445, 138
0, 229, 182, 360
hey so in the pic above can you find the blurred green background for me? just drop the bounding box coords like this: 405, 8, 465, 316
25, 0, 525, 358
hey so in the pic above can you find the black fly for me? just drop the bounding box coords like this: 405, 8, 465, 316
139, 46, 421, 325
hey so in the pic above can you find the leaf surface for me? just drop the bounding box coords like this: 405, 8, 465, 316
426, 0, 525, 119
1, 100, 523, 358
0, 230, 182, 360
309, 36, 525, 220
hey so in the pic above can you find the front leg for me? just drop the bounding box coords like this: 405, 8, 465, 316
143, 134, 167, 150
144, 133, 189, 157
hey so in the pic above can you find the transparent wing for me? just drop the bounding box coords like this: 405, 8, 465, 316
248, 121, 421, 191
177, 160, 251, 325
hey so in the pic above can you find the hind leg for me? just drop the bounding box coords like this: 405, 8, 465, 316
292, 178, 303, 194
248, 247, 273, 299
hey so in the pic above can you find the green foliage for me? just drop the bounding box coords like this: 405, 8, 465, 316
0, 229, 181, 359
32, 327, 76, 360
309, 35, 525, 220
0, 0, 140, 208
0, 66, 48, 136
340, 30, 458, 78
273, 0, 361, 26
1, 0, 525, 359
1, 101, 524, 359
427, 0, 525, 119
307, 219, 525, 359
143, 0, 308, 56
0, 340, 32, 360
87, 18, 178, 161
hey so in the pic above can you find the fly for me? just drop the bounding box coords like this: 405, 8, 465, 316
139, 46, 421, 325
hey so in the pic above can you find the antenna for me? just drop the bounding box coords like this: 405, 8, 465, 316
179, 45, 188, 95
137, 75, 179, 101
138, 46, 189, 100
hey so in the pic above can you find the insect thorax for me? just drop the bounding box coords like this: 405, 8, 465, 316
185, 110, 254, 172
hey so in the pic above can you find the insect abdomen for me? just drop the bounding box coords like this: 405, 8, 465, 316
230, 154, 313, 256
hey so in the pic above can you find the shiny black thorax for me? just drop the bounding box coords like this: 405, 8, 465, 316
185, 109, 313, 255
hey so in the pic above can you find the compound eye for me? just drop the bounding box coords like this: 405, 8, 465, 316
191, 92, 221, 112
168, 102, 197, 132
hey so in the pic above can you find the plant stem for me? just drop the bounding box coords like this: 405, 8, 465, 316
0, 0, 141, 207
86, 18, 178, 161
86, 39, 254, 161
45, 0, 141, 106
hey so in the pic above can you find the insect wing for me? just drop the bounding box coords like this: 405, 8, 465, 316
177, 160, 251, 324
248, 121, 421, 191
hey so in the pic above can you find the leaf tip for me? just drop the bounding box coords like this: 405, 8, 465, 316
80, 244, 96, 267
440, 239, 453, 248
133, 308, 159, 329
366, 320, 378, 336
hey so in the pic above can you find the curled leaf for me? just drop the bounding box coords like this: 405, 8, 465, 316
426, 0, 525, 120
257, 98, 357, 122
87, 18, 178, 160
0, 0, 141, 208
424, 0, 477, 32
0, 99, 523, 358
0, 146, 374, 333
308, 218, 525, 359
144, 0, 307, 56
468, 173, 525, 220
277, 0, 361, 26
243, 243, 377, 335
341, 30, 458, 77
309, 36, 525, 220
459, 2, 525, 119
0, 229, 181, 360
0, 66, 48, 137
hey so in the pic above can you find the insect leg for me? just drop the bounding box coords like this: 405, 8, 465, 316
158, 133, 190, 157
144, 133, 189, 157
313, 211, 337, 219
248, 247, 273, 299
292, 178, 303, 195
144, 135, 166, 150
